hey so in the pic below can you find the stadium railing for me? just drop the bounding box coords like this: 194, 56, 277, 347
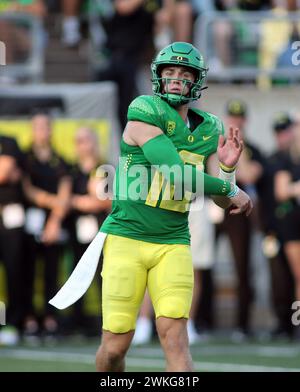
194, 11, 300, 85
0, 12, 44, 83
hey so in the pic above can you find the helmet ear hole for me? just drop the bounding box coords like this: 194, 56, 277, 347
156, 65, 163, 78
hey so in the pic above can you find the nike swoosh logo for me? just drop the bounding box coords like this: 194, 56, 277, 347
203, 135, 213, 141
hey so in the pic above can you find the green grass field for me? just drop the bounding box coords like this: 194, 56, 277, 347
1, 336, 300, 372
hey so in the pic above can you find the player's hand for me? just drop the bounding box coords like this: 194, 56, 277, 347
218, 127, 243, 168
228, 187, 253, 216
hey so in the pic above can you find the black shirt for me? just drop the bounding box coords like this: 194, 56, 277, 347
0, 135, 24, 205
24, 148, 69, 203
101, 3, 154, 62
258, 150, 287, 233
276, 151, 300, 183
275, 151, 300, 214
237, 141, 266, 192
72, 164, 93, 197
70, 163, 107, 223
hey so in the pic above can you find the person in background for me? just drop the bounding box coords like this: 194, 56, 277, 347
94, 0, 156, 130
259, 112, 295, 340
61, 0, 82, 48
274, 113, 300, 341
187, 197, 217, 343
154, 0, 194, 50
0, 134, 25, 346
0, 0, 46, 69
66, 127, 111, 334
219, 99, 265, 341
22, 112, 72, 343
258, 0, 300, 88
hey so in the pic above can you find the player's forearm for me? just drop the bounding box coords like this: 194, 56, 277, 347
142, 133, 232, 196
211, 195, 231, 209
212, 163, 236, 208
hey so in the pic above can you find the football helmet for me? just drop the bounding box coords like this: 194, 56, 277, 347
151, 42, 208, 106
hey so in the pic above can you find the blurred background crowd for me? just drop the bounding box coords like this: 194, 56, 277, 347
0, 0, 300, 348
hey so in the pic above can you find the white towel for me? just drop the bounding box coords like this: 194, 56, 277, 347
49, 232, 107, 309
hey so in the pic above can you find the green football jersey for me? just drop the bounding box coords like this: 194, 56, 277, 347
100, 95, 224, 244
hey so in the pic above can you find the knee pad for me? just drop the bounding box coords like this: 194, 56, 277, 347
155, 294, 191, 319
104, 312, 136, 334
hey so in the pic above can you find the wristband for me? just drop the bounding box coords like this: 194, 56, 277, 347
219, 166, 236, 184
227, 184, 240, 198
219, 162, 236, 173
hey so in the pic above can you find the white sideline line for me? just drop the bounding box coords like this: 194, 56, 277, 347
0, 349, 94, 364
130, 345, 300, 358
0, 349, 299, 372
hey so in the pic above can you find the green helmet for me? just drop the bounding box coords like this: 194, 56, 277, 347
151, 42, 208, 107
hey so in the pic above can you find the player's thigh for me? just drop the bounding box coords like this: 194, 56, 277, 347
101, 235, 147, 333
148, 244, 193, 319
